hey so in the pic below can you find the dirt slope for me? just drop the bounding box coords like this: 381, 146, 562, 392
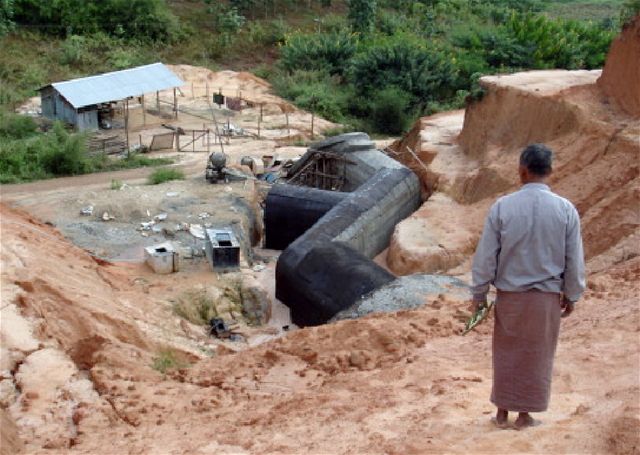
1, 201, 638, 454
597, 15, 640, 117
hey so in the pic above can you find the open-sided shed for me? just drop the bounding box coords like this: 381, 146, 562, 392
38, 62, 183, 131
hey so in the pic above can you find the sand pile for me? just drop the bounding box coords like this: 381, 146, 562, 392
168, 64, 294, 110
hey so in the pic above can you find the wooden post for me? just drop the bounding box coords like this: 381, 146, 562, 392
139, 134, 142, 147
286, 112, 290, 136
173, 88, 177, 119
141, 94, 146, 126
156, 91, 160, 110
124, 99, 130, 157
260, 103, 263, 122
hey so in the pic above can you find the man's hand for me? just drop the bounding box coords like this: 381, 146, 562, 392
468, 299, 487, 314
561, 297, 575, 318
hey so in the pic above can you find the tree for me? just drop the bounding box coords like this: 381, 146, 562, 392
347, 0, 377, 34
0, 0, 14, 36
620, 0, 640, 26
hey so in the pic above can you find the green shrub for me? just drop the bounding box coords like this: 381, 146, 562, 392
245, 19, 287, 46
347, 0, 377, 34
0, 111, 38, 140
172, 289, 218, 326
280, 32, 357, 76
271, 69, 353, 123
369, 87, 412, 135
349, 38, 456, 108
39, 123, 89, 175
620, 0, 640, 25
147, 167, 185, 184
152, 348, 189, 374
13, 0, 180, 42
59, 35, 89, 66
1, 0, 15, 36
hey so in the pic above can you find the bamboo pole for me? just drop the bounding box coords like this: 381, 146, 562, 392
141, 94, 146, 126
125, 99, 130, 157
286, 112, 290, 136
173, 88, 177, 119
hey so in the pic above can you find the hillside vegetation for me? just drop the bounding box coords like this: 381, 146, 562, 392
0, 1, 637, 136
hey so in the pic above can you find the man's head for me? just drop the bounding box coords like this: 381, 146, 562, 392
519, 143, 553, 184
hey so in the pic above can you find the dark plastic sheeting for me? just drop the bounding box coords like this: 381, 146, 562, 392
264, 185, 348, 250
276, 242, 395, 326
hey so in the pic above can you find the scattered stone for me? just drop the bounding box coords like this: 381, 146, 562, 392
80, 206, 93, 216
189, 224, 205, 239
140, 221, 155, 231
152, 225, 163, 234
252, 264, 266, 272
162, 227, 176, 238
154, 213, 168, 222
331, 274, 469, 321
101, 212, 114, 221
166, 192, 179, 197
198, 212, 210, 219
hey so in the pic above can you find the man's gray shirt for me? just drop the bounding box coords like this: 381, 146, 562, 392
471, 183, 586, 302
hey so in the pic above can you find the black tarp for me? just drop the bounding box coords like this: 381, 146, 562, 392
264, 184, 347, 250
276, 242, 395, 326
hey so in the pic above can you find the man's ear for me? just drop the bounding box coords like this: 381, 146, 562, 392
518, 165, 528, 183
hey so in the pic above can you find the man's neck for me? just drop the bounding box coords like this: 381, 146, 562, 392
522, 177, 547, 186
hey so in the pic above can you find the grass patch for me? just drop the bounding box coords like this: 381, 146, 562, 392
147, 167, 185, 185
172, 289, 219, 326
151, 348, 190, 375
0, 111, 175, 183
99, 154, 174, 172
110, 179, 123, 190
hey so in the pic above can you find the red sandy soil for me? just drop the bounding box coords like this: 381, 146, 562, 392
2, 17, 639, 455
1, 202, 639, 454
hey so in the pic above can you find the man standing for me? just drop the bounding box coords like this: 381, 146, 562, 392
471, 143, 586, 429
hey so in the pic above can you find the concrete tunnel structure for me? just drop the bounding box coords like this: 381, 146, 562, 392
265, 133, 422, 326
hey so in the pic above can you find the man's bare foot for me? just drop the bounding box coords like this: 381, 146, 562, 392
514, 413, 541, 429
492, 408, 509, 428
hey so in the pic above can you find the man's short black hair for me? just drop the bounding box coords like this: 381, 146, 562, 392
520, 143, 553, 176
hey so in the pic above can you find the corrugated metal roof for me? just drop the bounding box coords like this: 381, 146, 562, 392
41, 63, 184, 109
